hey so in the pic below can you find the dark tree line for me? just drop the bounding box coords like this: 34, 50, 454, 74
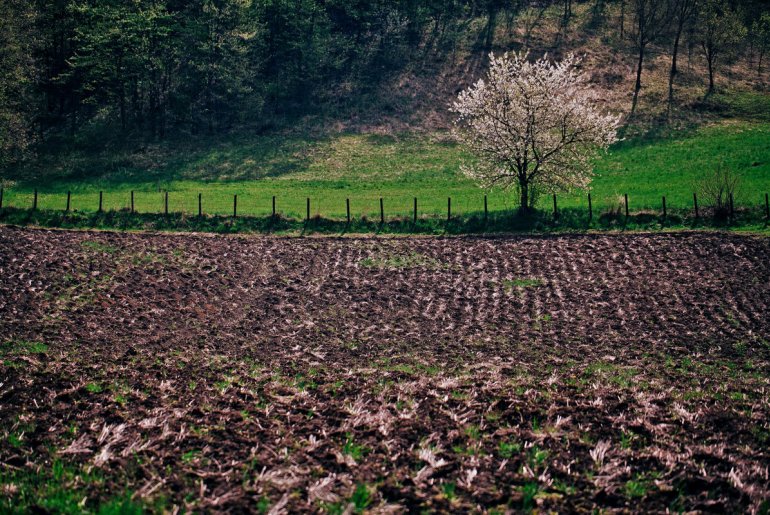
3, 0, 497, 165
1, 0, 767, 168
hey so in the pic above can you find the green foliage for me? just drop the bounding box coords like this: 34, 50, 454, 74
349, 483, 373, 513
441, 481, 457, 500
85, 382, 103, 394
342, 434, 369, 462
181, 449, 201, 464
97, 494, 144, 515
81, 240, 119, 253
497, 440, 522, 459
519, 482, 539, 511
0, 0, 38, 168
11, 0, 490, 140
256, 496, 270, 514
293, 374, 318, 391
624, 477, 649, 498
0, 340, 48, 357
7, 432, 24, 448
0, 459, 150, 514
464, 424, 481, 440
701, 0, 748, 94
620, 431, 636, 450
322, 483, 373, 514
360, 251, 448, 270
62, 0, 262, 136
503, 278, 543, 293
527, 445, 549, 470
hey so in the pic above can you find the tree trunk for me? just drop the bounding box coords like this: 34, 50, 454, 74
667, 25, 683, 119
619, 0, 625, 38
483, 6, 497, 50
706, 52, 716, 97
132, 79, 141, 129
119, 85, 126, 131
560, 0, 572, 35
631, 43, 645, 116
206, 77, 214, 134
519, 178, 530, 213
69, 94, 78, 136
150, 93, 156, 139
591, 0, 605, 27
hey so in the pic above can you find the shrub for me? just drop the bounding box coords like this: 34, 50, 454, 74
697, 163, 740, 219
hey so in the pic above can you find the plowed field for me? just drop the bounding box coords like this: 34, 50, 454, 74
1, 227, 769, 513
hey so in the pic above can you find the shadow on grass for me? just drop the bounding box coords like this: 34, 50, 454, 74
617, 90, 770, 146
1, 206, 768, 236
5, 131, 329, 188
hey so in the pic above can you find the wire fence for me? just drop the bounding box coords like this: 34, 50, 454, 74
1, 187, 769, 223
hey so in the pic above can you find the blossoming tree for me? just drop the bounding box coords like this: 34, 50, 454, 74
451, 52, 620, 212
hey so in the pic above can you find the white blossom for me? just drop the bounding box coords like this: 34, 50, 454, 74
451, 52, 620, 210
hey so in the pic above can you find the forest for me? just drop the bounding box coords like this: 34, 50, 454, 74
2, 0, 769, 171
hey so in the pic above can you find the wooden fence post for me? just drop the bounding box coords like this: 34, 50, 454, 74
233, 194, 238, 218
164, 191, 168, 215
66, 191, 71, 212
346, 198, 351, 224
662, 196, 666, 219
588, 192, 593, 221
198, 193, 202, 217
624, 193, 629, 219
380, 198, 384, 224
272, 196, 276, 217
729, 192, 734, 218
131, 191, 135, 213
0, 187, 4, 210
413, 197, 417, 224
98, 191, 103, 213
306, 198, 310, 221
484, 195, 488, 224
693, 192, 699, 219
552, 193, 558, 220
447, 197, 451, 222
33, 189, 38, 211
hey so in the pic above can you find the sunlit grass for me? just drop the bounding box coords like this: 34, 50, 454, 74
3, 119, 769, 219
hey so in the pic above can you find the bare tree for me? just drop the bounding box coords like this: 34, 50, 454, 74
629, 0, 671, 117
620, 0, 626, 38
554, 0, 573, 47
520, 2, 551, 49
750, 14, 770, 80
589, 0, 608, 29
697, 163, 740, 219
701, 0, 746, 97
667, 0, 698, 118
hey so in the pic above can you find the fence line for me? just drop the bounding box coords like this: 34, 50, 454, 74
1, 188, 769, 223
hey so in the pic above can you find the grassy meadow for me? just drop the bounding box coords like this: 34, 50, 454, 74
2, 95, 770, 223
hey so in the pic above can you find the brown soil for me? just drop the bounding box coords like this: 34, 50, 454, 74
1, 226, 769, 513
